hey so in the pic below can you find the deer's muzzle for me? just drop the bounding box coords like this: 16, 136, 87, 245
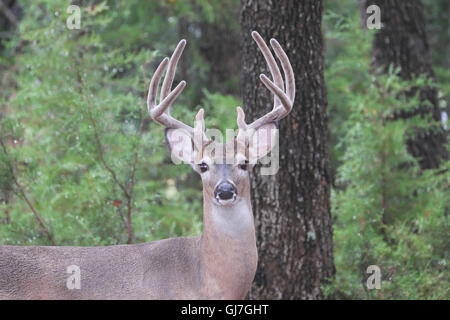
214, 182, 237, 202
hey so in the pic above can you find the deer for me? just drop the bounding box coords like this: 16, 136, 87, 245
0, 31, 295, 300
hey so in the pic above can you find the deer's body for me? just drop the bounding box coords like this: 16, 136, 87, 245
0, 194, 256, 300
0, 31, 294, 300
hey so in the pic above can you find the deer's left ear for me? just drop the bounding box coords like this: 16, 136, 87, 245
248, 122, 278, 161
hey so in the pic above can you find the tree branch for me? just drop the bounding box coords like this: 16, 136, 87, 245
78, 57, 152, 244
82, 85, 130, 199
0, 0, 18, 27
125, 60, 152, 244
0, 138, 56, 245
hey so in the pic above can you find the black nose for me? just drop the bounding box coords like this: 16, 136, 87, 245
214, 182, 237, 201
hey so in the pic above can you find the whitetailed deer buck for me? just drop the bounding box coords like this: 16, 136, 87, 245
0, 31, 294, 299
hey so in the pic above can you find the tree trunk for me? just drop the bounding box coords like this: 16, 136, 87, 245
240, 0, 335, 299
360, 0, 448, 169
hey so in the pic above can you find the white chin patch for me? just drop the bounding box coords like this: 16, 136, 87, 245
216, 194, 237, 205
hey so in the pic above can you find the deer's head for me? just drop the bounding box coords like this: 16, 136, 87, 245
148, 31, 295, 206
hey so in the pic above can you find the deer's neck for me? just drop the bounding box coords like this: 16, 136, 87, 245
199, 192, 258, 299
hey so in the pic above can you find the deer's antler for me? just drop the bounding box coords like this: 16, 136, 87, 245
237, 31, 295, 140
147, 40, 208, 146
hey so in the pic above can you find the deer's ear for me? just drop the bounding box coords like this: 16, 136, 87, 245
165, 128, 194, 164
248, 122, 278, 161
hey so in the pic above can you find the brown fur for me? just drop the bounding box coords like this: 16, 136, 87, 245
0, 194, 256, 300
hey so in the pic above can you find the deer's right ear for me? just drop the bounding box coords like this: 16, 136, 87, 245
165, 128, 194, 165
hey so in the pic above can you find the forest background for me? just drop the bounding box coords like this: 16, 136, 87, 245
0, 0, 448, 299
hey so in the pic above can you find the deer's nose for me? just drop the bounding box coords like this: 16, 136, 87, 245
214, 182, 237, 201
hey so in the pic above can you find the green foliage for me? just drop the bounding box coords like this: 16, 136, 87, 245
200, 89, 241, 136
0, 0, 241, 246
324, 9, 449, 300
422, 0, 449, 69
324, 7, 373, 173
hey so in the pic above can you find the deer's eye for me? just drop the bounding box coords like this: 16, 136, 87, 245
238, 160, 249, 171
198, 162, 209, 173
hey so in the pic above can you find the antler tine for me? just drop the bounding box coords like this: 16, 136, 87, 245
147, 40, 194, 137
193, 108, 208, 161
160, 40, 186, 104
148, 40, 210, 149
270, 38, 295, 103
147, 57, 168, 117
251, 31, 284, 108
240, 31, 295, 132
